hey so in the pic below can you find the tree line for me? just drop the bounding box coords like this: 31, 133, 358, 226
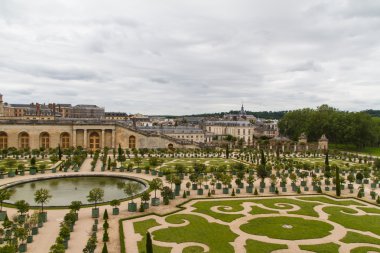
278, 105, 380, 148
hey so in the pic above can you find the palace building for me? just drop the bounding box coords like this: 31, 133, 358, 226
0, 120, 197, 150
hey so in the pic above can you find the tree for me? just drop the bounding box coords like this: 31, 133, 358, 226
69, 201, 82, 214
161, 186, 172, 204
0, 189, 12, 212
124, 182, 141, 203
149, 178, 163, 198
102, 243, 108, 253
260, 149, 266, 166
87, 188, 104, 209
58, 145, 62, 160
257, 165, 269, 182
146, 232, 153, 253
335, 166, 341, 197
141, 191, 150, 204
15, 200, 30, 216
103, 209, 109, 220
102, 230, 109, 242
34, 188, 52, 213
110, 199, 120, 209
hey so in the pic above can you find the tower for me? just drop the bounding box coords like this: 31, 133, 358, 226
0, 93, 4, 116
240, 104, 246, 116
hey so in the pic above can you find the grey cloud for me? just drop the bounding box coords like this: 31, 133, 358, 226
0, 0, 380, 114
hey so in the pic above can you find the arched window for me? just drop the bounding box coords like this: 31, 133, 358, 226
0, 132, 7, 149
129, 136, 136, 149
19, 132, 29, 149
40, 132, 50, 149
89, 132, 100, 150
60, 132, 70, 149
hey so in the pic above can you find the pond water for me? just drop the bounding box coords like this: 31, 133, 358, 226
6, 175, 146, 206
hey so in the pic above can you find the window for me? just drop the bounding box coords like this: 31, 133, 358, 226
40, 132, 50, 149
19, 132, 29, 149
0, 132, 7, 149
61, 132, 70, 148
89, 132, 100, 150
129, 135, 136, 149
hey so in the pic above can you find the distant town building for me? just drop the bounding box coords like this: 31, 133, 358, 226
138, 126, 205, 143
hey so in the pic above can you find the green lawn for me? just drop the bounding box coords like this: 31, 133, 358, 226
297, 196, 365, 206
122, 157, 242, 172
192, 198, 320, 222
127, 196, 380, 253
330, 143, 380, 157
299, 243, 340, 253
323, 206, 380, 235
240, 216, 333, 240
0, 158, 54, 171
133, 218, 171, 253
341, 231, 380, 245
351, 246, 380, 253
245, 240, 287, 253
153, 214, 238, 253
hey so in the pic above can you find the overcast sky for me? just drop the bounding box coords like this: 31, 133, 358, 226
0, 0, 380, 115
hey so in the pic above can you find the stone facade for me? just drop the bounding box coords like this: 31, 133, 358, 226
0, 120, 198, 150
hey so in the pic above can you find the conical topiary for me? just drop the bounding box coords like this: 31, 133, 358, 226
103, 209, 109, 220
102, 243, 108, 253
146, 232, 153, 253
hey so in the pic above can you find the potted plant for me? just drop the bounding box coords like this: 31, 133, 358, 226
221, 174, 232, 194
161, 186, 172, 205
87, 188, 104, 218
246, 175, 254, 193
0, 189, 12, 221
110, 199, 120, 215
15, 200, 30, 223
29, 157, 37, 175
149, 178, 163, 206
257, 164, 269, 189
15, 227, 28, 252
141, 191, 150, 210
124, 182, 141, 212
69, 201, 82, 220
34, 188, 52, 223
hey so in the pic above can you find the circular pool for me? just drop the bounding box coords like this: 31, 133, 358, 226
3, 175, 147, 207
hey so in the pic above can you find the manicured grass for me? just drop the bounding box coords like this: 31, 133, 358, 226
250, 205, 278, 215
245, 239, 287, 253
299, 243, 340, 253
324, 206, 380, 235
183, 246, 204, 253
341, 231, 380, 245
122, 157, 241, 172
351, 246, 380, 253
153, 214, 238, 253
330, 143, 380, 156
253, 198, 320, 217
297, 196, 365, 206
0, 158, 53, 171
133, 218, 171, 253
192, 198, 320, 222
357, 207, 380, 214
240, 216, 333, 240
192, 200, 245, 222
293, 157, 357, 167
